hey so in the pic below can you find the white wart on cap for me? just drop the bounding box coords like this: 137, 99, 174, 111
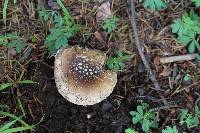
54, 46, 117, 105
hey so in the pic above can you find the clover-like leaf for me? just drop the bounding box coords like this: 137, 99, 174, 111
142, 119, 151, 132
180, 109, 199, 128
125, 128, 138, 133
192, 0, 200, 7
188, 40, 196, 53
105, 50, 131, 73
130, 111, 143, 124
171, 11, 200, 58
129, 102, 158, 132
162, 126, 178, 133
143, 0, 167, 11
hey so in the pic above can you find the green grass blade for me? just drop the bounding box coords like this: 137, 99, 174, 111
56, 0, 69, 15
56, 0, 72, 21
0, 83, 13, 92
1, 125, 34, 133
13, 0, 17, 5
3, 0, 9, 25
0, 118, 19, 132
0, 80, 37, 92
17, 80, 37, 84
0, 112, 29, 127
17, 98, 26, 117
35, 115, 45, 126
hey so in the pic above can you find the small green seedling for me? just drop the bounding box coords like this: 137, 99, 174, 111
40, 0, 80, 54
179, 106, 200, 128
162, 126, 178, 133
192, 0, 200, 7
140, 0, 167, 11
106, 50, 131, 73
0, 33, 26, 53
183, 74, 191, 82
129, 102, 158, 132
125, 128, 138, 133
103, 16, 119, 33
171, 10, 200, 59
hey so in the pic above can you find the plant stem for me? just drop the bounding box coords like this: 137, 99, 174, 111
129, 0, 168, 106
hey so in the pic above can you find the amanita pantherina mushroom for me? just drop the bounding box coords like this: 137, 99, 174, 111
54, 46, 117, 105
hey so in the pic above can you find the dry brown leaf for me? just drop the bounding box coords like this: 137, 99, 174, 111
154, 56, 160, 66
96, 1, 111, 22
94, 31, 107, 45
63, 0, 70, 4
159, 66, 171, 77
8, 48, 17, 58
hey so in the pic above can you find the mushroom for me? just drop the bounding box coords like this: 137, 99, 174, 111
54, 46, 117, 105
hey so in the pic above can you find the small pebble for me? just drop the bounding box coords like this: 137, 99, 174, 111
87, 114, 92, 119
101, 101, 112, 111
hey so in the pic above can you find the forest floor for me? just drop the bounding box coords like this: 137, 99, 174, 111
0, 0, 200, 133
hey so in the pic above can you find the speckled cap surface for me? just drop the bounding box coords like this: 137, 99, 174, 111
54, 46, 117, 105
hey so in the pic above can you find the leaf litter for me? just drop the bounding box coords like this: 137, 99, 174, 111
0, 0, 200, 132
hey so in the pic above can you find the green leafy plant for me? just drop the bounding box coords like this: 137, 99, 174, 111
179, 106, 200, 128
162, 126, 178, 133
140, 0, 167, 11
128, 102, 158, 132
103, 16, 119, 33
105, 50, 131, 73
183, 74, 191, 82
0, 80, 37, 92
171, 10, 200, 59
38, 9, 64, 28
0, 33, 26, 53
40, 0, 80, 54
125, 128, 138, 133
192, 0, 200, 7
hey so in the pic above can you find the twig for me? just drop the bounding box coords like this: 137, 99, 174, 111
129, 0, 168, 106
171, 81, 200, 96
160, 54, 198, 64
195, 94, 200, 106
149, 105, 178, 112
18, 46, 33, 62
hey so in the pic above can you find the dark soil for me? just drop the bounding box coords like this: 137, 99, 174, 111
19, 55, 200, 133
23, 56, 135, 133
0, 0, 200, 133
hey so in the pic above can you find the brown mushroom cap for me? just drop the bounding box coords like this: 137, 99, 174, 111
54, 46, 117, 105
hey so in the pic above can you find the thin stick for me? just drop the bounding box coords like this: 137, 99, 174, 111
149, 105, 178, 112
130, 0, 168, 106
160, 54, 198, 64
